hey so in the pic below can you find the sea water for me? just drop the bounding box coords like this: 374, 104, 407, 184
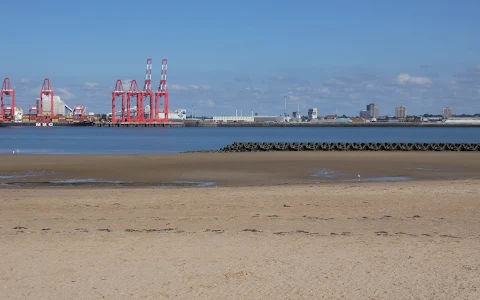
1, 126, 479, 154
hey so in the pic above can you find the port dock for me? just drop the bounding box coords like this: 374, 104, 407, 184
94, 121, 185, 127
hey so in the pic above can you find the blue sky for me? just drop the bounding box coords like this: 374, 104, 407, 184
1, 0, 479, 116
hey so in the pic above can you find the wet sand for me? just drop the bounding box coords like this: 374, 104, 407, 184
1, 152, 480, 186
1, 153, 480, 299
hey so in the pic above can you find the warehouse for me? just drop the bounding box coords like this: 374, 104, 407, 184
36, 95, 72, 116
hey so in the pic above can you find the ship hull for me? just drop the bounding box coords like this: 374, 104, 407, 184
0, 121, 95, 127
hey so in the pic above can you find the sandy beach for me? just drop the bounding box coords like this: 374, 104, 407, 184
1, 152, 480, 299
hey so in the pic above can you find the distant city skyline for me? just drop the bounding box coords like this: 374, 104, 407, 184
1, 1, 479, 116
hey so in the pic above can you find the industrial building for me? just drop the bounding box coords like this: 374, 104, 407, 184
213, 116, 255, 122
212, 115, 284, 123
254, 115, 284, 122
36, 95, 73, 116
307, 108, 318, 121
443, 117, 480, 124
166, 109, 187, 120
110, 107, 186, 121
395, 106, 407, 119
292, 111, 302, 122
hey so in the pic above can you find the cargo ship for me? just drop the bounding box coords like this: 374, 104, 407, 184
1, 95, 99, 127
0, 108, 95, 127
0, 120, 94, 127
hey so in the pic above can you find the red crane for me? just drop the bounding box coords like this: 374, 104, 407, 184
126, 79, 141, 122
142, 58, 154, 121
40, 78, 54, 118
112, 79, 126, 122
154, 58, 169, 122
1, 78, 15, 121
73, 104, 86, 119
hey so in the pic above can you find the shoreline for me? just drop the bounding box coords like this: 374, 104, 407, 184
1, 152, 480, 188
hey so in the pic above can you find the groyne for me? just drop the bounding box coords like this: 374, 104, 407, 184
217, 142, 480, 152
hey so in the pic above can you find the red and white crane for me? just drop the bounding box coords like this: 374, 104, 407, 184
142, 58, 154, 121
1, 78, 15, 121
126, 79, 141, 122
73, 104, 86, 118
154, 58, 169, 122
112, 79, 126, 122
39, 78, 54, 117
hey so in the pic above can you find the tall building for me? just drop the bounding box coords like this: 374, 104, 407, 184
395, 106, 407, 118
307, 108, 318, 121
359, 110, 369, 118
443, 107, 453, 118
366, 103, 379, 118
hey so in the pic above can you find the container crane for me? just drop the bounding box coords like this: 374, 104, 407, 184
126, 80, 141, 122
1, 78, 15, 121
142, 58, 154, 121
112, 79, 126, 122
154, 58, 169, 122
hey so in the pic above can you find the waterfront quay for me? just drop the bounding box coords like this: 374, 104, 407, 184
91, 120, 480, 128
94, 121, 185, 127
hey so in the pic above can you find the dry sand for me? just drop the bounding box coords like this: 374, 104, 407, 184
1, 153, 480, 299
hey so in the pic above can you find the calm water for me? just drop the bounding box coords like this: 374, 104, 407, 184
1, 127, 479, 154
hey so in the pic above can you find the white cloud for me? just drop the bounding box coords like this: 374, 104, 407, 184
295, 86, 312, 92
190, 85, 210, 90
198, 99, 216, 108
318, 87, 330, 95
476, 64, 480, 72
396, 73, 432, 85
169, 84, 209, 91
56, 88, 75, 100
365, 83, 375, 90
20, 78, 30, 84
84, 82, 99, 89
169, 83, 188, 91
288, 95, 300, 102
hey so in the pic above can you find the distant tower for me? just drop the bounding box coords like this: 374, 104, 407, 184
395, 106, 407, 118
443, 107, 453, 118
367, 103, 379, 118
